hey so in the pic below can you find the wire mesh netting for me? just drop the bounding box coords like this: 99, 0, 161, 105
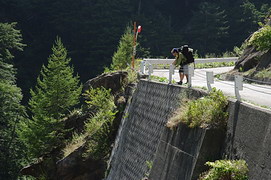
106, 80, 187, 180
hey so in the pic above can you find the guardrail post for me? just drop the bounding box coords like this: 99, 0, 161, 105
148, 64, 153, 81
206, 71, 214, 92
169, 64, 175, 84
188, 65, 194, 88
234, 75, 243, 101
140, 60, 145, 74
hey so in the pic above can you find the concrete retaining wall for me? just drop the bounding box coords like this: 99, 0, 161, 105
107, 80, 271, 180
149, 125, 225, 180
106, 80, 204, 180
223, 101, 271, 179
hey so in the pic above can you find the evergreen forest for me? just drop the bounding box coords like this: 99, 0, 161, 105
0, 0, 270, 101
0, 0, 271, 179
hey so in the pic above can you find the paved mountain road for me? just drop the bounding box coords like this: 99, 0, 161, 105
152, 67, 271, 108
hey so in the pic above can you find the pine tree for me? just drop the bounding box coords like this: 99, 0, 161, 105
240, 0, 271, 33
19, 37, 82, 158
0, 22, 25, 179
110, 26, 134, 70
185, 2, 229, 54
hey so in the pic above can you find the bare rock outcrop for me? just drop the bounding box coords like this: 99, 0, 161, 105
234, 46, 265, 71
234, 18, 271, 72
83, 71, 128, 94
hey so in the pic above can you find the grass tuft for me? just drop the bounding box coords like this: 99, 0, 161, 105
167, 88, 228, 129
62, 132, 87, 157
199, 159, 249, 180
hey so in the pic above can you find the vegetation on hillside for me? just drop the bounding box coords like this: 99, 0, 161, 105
62, 87, 117, 160
1, 0, 271, 179
249, 24, 271, 50
231, 19, 271, 83
167, 88, 228, 129
199, 160, 249, 180
0, 0, 270, 102
111, 26, 134, 70
18, 38, 82, 159
0, 22, 25, 179
83, 87, 117, 160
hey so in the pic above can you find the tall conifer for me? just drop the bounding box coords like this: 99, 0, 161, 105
0, 22, 25, 179
111, 26, 133, 70
19, 37, 82, 158
185, 2, 229, 54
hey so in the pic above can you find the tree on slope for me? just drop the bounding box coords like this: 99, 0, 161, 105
0, 22, 25, 179
185, 2, 229, 54
19, 37, 82, 158
110, 25, 133, 70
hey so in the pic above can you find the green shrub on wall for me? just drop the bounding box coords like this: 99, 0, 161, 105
167, 88, 228, 129
249, 25, 271, 51
62, 87, 117, 159
84, 87, 117, 159
199, 160, 249, 180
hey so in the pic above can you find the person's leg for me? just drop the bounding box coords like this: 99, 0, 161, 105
178, 68, 184, 85
185, 74, 189, 83
183, 65, 189, 84
179, 72, 184, 81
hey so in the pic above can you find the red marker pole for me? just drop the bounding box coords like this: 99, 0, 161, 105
132, 23, 142, 69
132, 22, 137, 69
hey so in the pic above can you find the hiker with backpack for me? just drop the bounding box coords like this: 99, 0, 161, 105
171, 45, 194, 85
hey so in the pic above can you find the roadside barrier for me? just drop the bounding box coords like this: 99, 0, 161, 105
140, 57, 248, 102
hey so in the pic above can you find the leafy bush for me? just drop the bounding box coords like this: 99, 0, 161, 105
195, 61, 235, 69
233, 43, 247, 56
127, 68, 138, 84
63, 87, 117, 159
199, 160, 249, 180
249, 25, 271, 51
84, 87, 115, 112
84, 87, 117, 159
243, 67, 271, 80
255, 67, 271, 79
84, 117, 115, 159
143, 161, 153, 179
150, 75, 169, 83
167, 88, 228, 129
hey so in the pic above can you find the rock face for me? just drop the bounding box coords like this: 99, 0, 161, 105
56, 144, 106, 180
234, 45, 266, 72
233, 45, 271, 84
256, 50, 271, 69
20, 114, 89, 179
234, 20, 271, 72
83, 71, 128, 94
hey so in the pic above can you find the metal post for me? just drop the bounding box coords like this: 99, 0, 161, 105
148, 64, 153, 81
132, 22, 137, 69
140, 60, 145, 74
206, 71, 214, 92
188, 65, 194, 88
169, 64, 175, 84
234, 75, 243, 101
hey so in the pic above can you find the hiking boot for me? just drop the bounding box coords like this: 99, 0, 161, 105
177, 81, 183, 85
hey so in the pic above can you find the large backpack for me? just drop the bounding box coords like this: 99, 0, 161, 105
181, 46, 194, 65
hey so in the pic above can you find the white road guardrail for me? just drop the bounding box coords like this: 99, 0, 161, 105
143, 57, 238, 65
141, 57, 243, 102
140, 57, 238, 74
